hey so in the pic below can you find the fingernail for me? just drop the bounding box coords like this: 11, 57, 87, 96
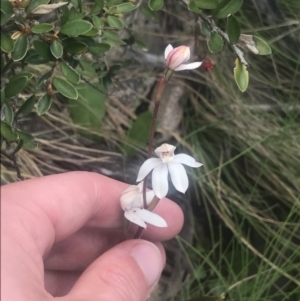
130, 242, 163, 287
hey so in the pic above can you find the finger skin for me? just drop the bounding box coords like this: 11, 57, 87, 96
2, 172, 183, 255
45, 242, 166, 298
61, 240, 165, 301
1, 172, 184, 301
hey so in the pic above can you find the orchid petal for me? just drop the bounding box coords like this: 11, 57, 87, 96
168, 163, 189, 193
124, 210, 147, 228
174, 61, 202, 71
152, 164, 169, 199
135, 209, 167, 227
172, 154, 203, 168
136, 158, 162, 182
164, 44, 173, 60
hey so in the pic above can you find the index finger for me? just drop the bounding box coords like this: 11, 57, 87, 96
2, 171, 183, 255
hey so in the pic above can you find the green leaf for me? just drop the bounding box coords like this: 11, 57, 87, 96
107, 15, 124, 29
60, 4, 69, 25
227, 15, 240, 44
69, 82, 106, 128
33, 39, 54, 61
2, 102, 14, 124
253, 36, 272, 55
27, 0, 50, 14
16, 95, 36, 117
141, 5, 158, 21
68, 9, 86, 21
82, 27, 99, 37
61, 20, 93, 36
63, 40, 87, 54
234, 58, 249, 92
1, 0, 14, 14
200, 20, 211, 37
213, 0, 243, 19
17, 130, 38, 149
11, 36, 28, 61
124, 111, 152, 156
207, 32, 224, 53
36, 93, 52, 115
102, 30, 126, 46
109, 2, 136, 14
194, 0, 218, 9
61, 62, 80, 84
188, 1, 202, 13
1, 34, 14, 53
25, 51, 49, 65
0, 11, 14, 26
92, 15, 105, 29
148, 0, 164, 11
31, 23, 54, 33
88, 43, 111, 55
53, 77, 78, 99
0, 121, 19, 141
5, 76, 28, 98
95, 0, 104, 8
50, 40, 63, 58
37, 71, 51, 88
10, 72, 34, 81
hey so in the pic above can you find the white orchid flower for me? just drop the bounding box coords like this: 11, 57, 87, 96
136, 143, 203, 199
165, 44, 202, 71
120, 183, 167, 229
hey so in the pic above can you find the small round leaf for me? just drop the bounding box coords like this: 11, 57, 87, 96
25, 52, 49, 65
107, 15, 124, 29
61, 20, 93, 36
1, 121, 19, 141
208, 32, 224, 53
11, 36, 28, 61
16, 95, 36, 118
194, 0, 218, 9
109, 2, 136, 14
188, 1, 202, 13
92, 15, 104, 29
26, 0, 50, 14
234, 58, 249, 92
60, 62, 80, 84
31, 23, 54, 33
17, 130, 38, 149
2, 102, 14, 124
213, 0, 243, 19
253, 36, 272, 55
10, 72, 34, 81
148, 0, 164, 11
1, 33, 14, 53
53, 77, 78, 99
227, 15, 240, 44
50, 40, 63, 58
64, 41, 87, 54
88, 43, 111, 55
37, 93, 52, 115
33, 39, 54, 61
5, 76, 28, 98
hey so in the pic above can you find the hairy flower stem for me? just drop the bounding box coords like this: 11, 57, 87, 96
134, 71, 173, 239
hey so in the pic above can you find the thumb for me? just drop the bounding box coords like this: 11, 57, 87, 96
61, 240, 165, 301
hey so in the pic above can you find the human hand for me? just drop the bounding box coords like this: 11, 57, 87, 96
1, 171, 183, 301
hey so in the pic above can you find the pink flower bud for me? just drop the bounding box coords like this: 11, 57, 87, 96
164, 44, 202, 71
